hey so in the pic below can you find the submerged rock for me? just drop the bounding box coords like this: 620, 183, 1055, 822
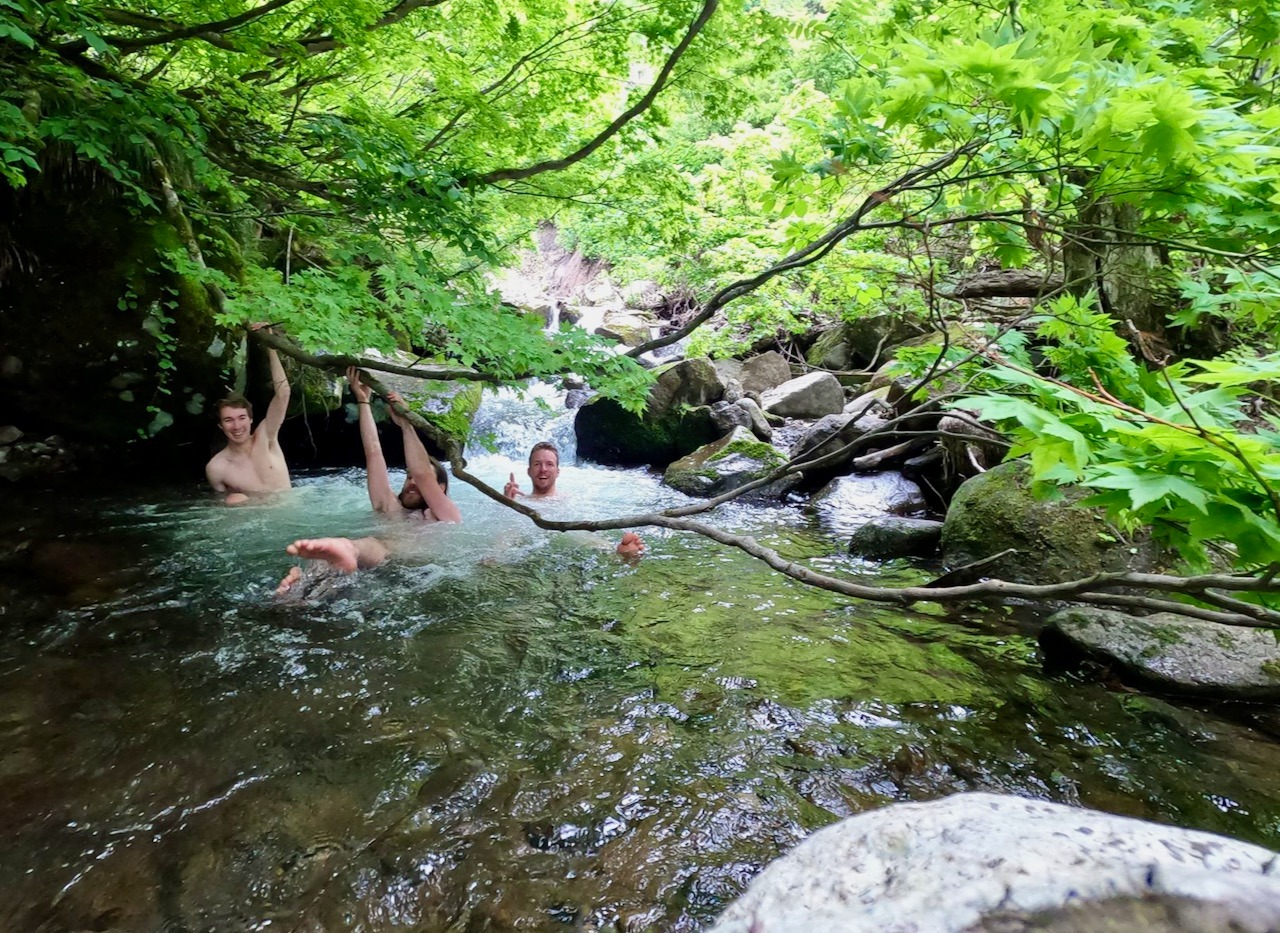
709, 792, 1280, 933
1042, 607, 1280, 699
847, 517, 943, 560
663, 427, 793, 498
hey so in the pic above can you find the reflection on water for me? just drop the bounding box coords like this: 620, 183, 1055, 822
1, 453, 1279, 931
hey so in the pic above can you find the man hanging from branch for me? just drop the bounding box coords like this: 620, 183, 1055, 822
277, 367, 461, 594
206, 323, 292, 505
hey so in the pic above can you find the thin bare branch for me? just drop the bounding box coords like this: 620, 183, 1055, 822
472, 0, 718, 185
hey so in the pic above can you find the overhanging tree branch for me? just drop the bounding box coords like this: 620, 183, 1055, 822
625, 141, 986, 358
470, 0, 718, 186
59, 0, 301, 54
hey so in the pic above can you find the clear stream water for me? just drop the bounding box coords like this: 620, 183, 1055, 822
1, 387, 1278, 932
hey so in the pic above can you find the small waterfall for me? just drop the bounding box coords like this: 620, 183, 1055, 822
469, 381, 579, 462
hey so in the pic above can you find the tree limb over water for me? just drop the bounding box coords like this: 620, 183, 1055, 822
327, 375, 1280, 629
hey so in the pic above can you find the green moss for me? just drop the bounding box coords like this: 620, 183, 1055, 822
1146, 624, 1185, 647
413, 380, 484, 442
1261, 659, 1280, 679
707, 438, 783, 465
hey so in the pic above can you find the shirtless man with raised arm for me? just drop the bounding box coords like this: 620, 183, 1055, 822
206, 324, 292, 505
277, 367, 460, 591
503, 441, 645, 560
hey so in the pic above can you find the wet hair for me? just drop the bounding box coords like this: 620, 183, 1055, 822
216, 394, 253, 420
528, 441, 559, 466
398, 460, 449, 508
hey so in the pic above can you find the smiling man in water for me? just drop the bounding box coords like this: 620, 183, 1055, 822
504, 440, 561, 499
503, 441, 645, 560
205, 324, 292, 505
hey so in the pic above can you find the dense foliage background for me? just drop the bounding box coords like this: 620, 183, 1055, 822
4, 0, 1280, 565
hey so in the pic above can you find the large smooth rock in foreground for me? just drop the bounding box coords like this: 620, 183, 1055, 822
1042, 607, 1280, 699
709, 792, 1280, 933
760, 372, 845, 419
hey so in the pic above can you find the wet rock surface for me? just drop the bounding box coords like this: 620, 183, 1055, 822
1042, 607, 1280, 699
663, 426, 794, 498
710, 792, 1280, 933
848, 517, 943, 560
811, 472, 928, 538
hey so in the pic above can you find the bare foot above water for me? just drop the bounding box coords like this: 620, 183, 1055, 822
285, 537, 361, 573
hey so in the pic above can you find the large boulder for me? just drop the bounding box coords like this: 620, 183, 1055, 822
649, 357, 725, 412
574, 398, 718, 467
663, 426, 794, 498
594, 311, 653, 346
709, 792, 1280, 933
739, 351, 793, 395
805, 323, 857, 371
1042, 607, 1280, 699
940, 461, 1167, 584
575, 358, 726, 466
760, 372, 845, 419
712, 358, 744, 387
845, 310, 931, 366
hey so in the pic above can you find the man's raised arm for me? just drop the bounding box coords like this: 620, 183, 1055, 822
387, 392, 461, 524
348, 367, 400, 514
253, 323, 292, 440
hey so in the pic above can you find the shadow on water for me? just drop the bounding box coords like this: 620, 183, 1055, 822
1, 434, 1279, 931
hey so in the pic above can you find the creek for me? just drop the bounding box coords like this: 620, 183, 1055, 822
1, 384, 1278, 931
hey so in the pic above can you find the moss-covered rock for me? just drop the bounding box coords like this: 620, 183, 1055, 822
845, 310, 932, 366
380, 370, 485, 445
648, 357, 725, 413
663, 426, 793, 498
940, 460, 1167, 584
806, 324, 856, 371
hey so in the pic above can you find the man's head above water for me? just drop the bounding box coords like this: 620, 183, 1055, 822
398, 460, 449, 511
527, 441, 560, 497
216, 394, 254, 446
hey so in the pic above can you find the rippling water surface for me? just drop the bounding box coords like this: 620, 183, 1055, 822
2, 390, 1279, 931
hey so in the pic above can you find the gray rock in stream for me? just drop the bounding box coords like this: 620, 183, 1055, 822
708, 792, 1280, 933
1042, 607, 1280, 699
848, 517, 942, 560
760, 372, 845, 419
